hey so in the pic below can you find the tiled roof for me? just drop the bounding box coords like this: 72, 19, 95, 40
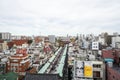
7, 42, 14, 48
43, 46, 51, 53
24, 73, 60, 80
13, 40, 28, 46
102, 50, 114, 59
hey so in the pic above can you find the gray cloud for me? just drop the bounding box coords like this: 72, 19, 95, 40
0, 0, 120, 36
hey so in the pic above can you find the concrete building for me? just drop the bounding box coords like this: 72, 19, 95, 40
11, 36, 22, 40
98, 35, 105, 46
0, 41, 8, 51
81, 40, 89, 49
0, 53, 8, 74
7, 49, 31, 75
101, 49, 120, 80
0, 32, 11, 41
11, 35, 32, 40
73, 60, 104, 80
112, 36, 120, 48
48, 35, 55, 43
107, 65, 120, 80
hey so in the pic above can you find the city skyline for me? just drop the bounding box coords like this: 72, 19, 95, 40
0, 0, 120, 36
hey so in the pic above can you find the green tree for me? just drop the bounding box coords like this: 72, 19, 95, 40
27, 40, 33, 45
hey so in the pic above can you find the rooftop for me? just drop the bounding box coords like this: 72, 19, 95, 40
0, 72, 18, 80
25, 73, 60, 80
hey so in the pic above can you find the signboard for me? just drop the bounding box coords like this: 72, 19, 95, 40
84, 61, 93, 78
84, 66, 92, 77
74, 61, 93, 80
74, 61, 84, 77
92, 42, 99, 50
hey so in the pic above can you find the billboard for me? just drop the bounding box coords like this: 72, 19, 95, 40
74, 61, 93, 80
84, 61, 93, 78
92, 42, 99, 50
74, 61, 84, 77
84, 66, 92, 77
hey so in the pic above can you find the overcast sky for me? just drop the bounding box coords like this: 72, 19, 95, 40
0, 0, 120, 36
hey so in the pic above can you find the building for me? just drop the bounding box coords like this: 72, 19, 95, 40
11, 35, 32, 40
102, 50, 114, 59
12, 40, 28, 48
48, 35, 56, 43
112, 36, 120, 48
92, 61, 104, 80
0, 32, 11, 41
98, 34, 105, 45
7, 49, 31, 75
73, 60, 104, 80
11, 36, 22, 40
0, 62, 6, 74
0, 57, 7, 74
102, 48, 120, 80
81, 40, 89, 49
34, 36, 43, 43
107, 64, 120, 80
0, 41, 8, 51
114, 49, 120, 65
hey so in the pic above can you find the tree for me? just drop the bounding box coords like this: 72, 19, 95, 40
27, 40, 33, 45
104, 32, 108, 46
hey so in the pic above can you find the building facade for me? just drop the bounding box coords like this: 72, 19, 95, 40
7, 49, 31, 75
73, 61, 104, 80
0, 32, 11, 41
48, 35, 56, 43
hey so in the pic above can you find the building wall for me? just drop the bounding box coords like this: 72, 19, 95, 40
0, 63, 6, 74
112, 36, 120, 48
48, 35, 55, 43
0, 41, 8, 51
0, 34, 2, 40
0, 32, 11, 40
7, 55, 30, 75
74, 61, 104, 80
2, 41, 8, 51
114, 50, 120, 64
98, 37, 105, 45
107, 66, 120, 80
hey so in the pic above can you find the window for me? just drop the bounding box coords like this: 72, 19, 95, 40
93, 71, 100, 77
93, 64, 101, 68
113, 75, 115, 79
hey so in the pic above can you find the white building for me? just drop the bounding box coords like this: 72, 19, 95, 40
11, 36, 22, 40
48, 35, 55, 43
0, 32, 11, 40
98, 36, 105, 45
82, 40, 89, 49
112, 36, 120, 48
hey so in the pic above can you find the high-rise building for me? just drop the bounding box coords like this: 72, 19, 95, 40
0, 32, 11, 41
48, 35, 55, 43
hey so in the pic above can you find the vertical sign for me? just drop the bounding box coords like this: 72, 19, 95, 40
84, 61, 93, 77
74, 61, 84, 77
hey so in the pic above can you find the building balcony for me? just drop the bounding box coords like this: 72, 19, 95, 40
20, 59, 30, 64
